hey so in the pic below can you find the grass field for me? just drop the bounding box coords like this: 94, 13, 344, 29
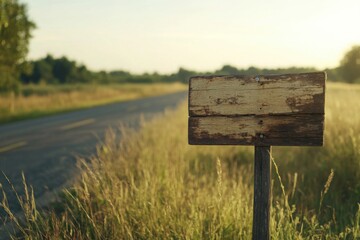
2, 82, 360, 239
0, 83, 186, 124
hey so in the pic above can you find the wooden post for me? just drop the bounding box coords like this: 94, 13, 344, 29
252, 146, 271, 240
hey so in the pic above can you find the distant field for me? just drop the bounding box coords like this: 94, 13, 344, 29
0, 83, 186, 124
2, 82, 360, 239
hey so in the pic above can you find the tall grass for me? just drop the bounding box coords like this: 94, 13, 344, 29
1, 82, 360, 239
0, 83, 186, 124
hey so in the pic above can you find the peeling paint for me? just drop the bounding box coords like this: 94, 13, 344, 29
188, 72, 325, 146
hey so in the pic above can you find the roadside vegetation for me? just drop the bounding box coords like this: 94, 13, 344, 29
1, 82, 359, 239
0, 82, 186, 124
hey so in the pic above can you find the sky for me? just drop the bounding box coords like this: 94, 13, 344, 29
26, 0, 360, 74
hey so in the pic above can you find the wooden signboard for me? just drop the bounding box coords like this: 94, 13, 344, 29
189, 72, 325, 146
188, 72, 326, 240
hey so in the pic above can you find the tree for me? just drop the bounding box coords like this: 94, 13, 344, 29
0, 0, 35, 92
52, 57, 76, 83
216, 65, 240, 75
32, 60, 56, 84
174, 68, 196, 83
339, 45, 360, 83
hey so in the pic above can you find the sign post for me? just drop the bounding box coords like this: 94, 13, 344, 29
188, 72, 326, 239
253, 146, 271, 239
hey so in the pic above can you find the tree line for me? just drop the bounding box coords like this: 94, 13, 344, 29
1, 0, 360, 93
18, 55, 197, 85
17, 54, 351, 86
18, 55, 330, 86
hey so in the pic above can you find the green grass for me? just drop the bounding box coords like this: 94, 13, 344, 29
1, 82, 360, 239
0, 83, 186, 124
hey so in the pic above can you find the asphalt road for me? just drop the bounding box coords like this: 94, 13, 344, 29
0, 91, 187, 216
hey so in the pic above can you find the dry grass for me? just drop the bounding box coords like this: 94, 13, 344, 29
1, 82, 360, 239
0, 83, 186, 124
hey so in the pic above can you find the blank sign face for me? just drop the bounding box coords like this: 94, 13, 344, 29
188, 72, 326, 146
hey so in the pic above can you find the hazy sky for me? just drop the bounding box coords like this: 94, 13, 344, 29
27, 0, 360, 73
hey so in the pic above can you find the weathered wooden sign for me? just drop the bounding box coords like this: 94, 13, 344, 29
189, 72, 326, 146
188, 72, 326, 240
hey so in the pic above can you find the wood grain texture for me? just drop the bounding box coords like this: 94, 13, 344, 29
189, 114, 324, 146
188, 72, 325, 146
189, 72, 326, 116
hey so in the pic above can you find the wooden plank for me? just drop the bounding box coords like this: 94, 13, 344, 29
188, 114, 324, 146
189, 72, 326, 116
253, 146, 271, 240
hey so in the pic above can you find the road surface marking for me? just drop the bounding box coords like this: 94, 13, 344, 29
0, 141, 28, 153
60, 118, 95, 130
